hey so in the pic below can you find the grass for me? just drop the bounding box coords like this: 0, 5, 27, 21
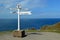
0, 30, 13, 35
26, 30, 40, 32
40, 30, 60, 33
26, 29, 60, 34
0, 30, 60, 36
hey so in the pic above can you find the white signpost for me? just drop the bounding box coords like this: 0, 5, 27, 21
10, 4, 32, 31
17, 4, 32, 31
10, 4, 32, 37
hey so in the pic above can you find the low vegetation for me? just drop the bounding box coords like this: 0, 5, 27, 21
40, 22, 60, 33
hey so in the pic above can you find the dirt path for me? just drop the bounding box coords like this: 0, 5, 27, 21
0, 32, 60, 40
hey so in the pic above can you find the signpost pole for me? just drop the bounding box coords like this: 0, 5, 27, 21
17, 7, 20, 31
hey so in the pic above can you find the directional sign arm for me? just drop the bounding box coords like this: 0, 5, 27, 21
20, 11, 32, 15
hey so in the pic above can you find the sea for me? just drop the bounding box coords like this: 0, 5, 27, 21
0, 18, 60, 31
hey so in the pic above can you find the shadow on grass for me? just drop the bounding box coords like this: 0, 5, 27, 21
22, 35, 27, 38
27, 32, 42, 35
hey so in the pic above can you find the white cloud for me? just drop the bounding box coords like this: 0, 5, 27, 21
20, 0, 47, 9
0, 0, 47, 18
0, 0, 47, 9
0, 0, 22, 8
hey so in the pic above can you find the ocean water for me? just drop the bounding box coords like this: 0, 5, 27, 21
0, 18, 60, 31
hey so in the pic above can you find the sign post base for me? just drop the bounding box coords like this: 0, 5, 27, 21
13, 30, 26, 38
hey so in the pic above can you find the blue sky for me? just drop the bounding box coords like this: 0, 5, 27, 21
0, 0, 60, 19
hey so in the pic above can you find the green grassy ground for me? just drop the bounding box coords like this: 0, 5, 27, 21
0, 30, 60, 36
0, 31, 12, 35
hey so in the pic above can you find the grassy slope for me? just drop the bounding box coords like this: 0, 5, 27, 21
40, 22, 60, 33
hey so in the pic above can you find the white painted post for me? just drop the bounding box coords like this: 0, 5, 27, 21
17, 4, 21, 31
17, 9, 20, 31
10, 4, 32, 31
